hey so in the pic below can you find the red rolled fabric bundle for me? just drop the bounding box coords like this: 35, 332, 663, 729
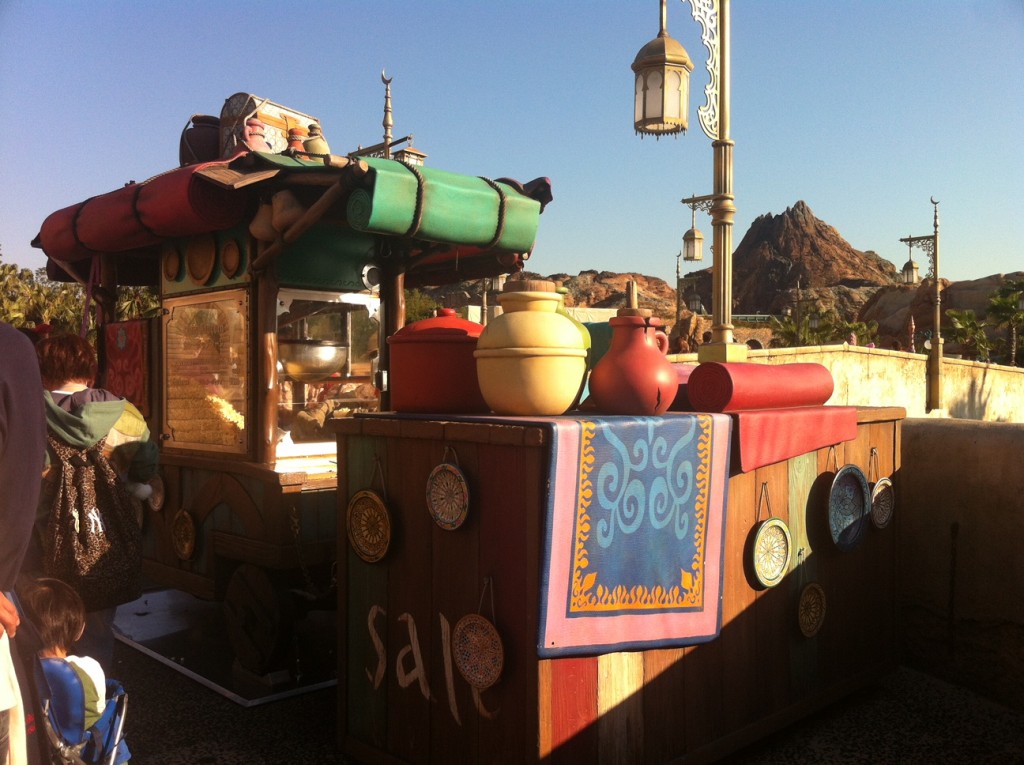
35, 159, 248, 262
686, 362, 834, 413
136, 160, 250, 237
668, 363, 698, 411
76, 184, 161, 252
36, 202, 93, 262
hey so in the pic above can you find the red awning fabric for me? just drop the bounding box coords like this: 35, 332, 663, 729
32, 151, 552, 288
729, 405, 858, 473
34, 159, 250, 263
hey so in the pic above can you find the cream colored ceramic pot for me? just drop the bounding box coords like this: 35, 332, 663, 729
474, 281, 588, 415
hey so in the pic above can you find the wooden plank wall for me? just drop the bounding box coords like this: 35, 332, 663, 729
338, 410, 902, 764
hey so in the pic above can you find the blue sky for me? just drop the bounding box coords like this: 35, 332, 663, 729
1, 1, 1021, 288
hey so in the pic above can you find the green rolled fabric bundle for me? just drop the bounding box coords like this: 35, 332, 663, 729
346, 157, 540, 252
346, 189, 388, 232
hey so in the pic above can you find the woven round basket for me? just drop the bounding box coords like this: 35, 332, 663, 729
452, 613, 504, 690
427, 462, 469, 530
347, 490, 391, 563
798, 582, 827, 638
871, 477, 895, 529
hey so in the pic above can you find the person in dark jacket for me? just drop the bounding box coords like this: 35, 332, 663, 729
0, 322, 46, 765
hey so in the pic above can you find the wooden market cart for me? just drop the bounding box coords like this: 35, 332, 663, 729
31, 92, 551, 676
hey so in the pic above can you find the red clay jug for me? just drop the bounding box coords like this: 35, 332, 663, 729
587, 313, 678, 415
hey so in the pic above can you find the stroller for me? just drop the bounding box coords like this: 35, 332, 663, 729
34, 657, 130, 765
9, 588, 130, 765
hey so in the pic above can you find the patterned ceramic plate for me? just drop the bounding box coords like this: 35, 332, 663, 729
452, 613, 504, 690
871, 477, 895, 529
828, 464, 871, 552
347, 490, 391, 563
751, 517, 792, 588
427, 462, 469, 530
798, 582, 827, 637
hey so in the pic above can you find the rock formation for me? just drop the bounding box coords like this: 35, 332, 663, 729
419, 200, 1019, 356
681, 200, 901, 319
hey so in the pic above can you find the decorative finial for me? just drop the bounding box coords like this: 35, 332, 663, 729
381, 69, 394, 158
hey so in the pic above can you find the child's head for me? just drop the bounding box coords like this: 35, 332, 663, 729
36, 333, 97, 390
20, 577, 86, 653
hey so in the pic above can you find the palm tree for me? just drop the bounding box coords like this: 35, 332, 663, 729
116, 285, 160, 321
945, 308, 991, 361
769, 314, 800, 347
830, 318, 879, 347
987, 278, 1024, 366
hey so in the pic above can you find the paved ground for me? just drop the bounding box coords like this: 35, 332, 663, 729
109, 635, 1024, 764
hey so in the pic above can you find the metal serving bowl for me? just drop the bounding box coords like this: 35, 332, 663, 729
278, 339, 349, 383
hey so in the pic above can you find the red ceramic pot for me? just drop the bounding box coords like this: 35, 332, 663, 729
387, 309, 489, 413
587, 314, 678, 415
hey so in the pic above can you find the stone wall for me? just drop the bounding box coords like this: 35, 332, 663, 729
898, 419, 1024, 710
668, 344, 1024, 423
663, 345, 1024, 707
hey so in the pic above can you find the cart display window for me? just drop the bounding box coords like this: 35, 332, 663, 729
276, 289, 379, 457
163, 289, 249, 453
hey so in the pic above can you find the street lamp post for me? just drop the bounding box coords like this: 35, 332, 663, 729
675, 250, 682, 325
900, 198, 942, 411
633, 0, 746, 363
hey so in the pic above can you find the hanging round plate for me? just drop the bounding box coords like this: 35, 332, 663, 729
871, 476, 895, 529
220, 238, 242, 279
171, 509, 196, 561
798, 582, 827, 637
186, 234, 217, 285
828, 464, 871, 552
426, 462, 470, 530
751, 517, 792, 588
347, 489, 391, 563
452, 613, 504, 690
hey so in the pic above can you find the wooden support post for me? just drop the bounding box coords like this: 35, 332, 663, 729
378, 259, 407, 412
256, 242, 280, 466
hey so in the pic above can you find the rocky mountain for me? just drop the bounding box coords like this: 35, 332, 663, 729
421, 201, 1018, 350
682, 200, 901, 319
537, 270, 676, 316
862, 272, 1024, 346
424, 270, 678, 324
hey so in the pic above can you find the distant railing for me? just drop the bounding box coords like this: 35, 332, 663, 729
685, 314, 777, 323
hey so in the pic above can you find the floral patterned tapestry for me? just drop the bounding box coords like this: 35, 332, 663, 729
104, 320, 150, 418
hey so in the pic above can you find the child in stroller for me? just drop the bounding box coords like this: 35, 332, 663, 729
18, 579, 129, 765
